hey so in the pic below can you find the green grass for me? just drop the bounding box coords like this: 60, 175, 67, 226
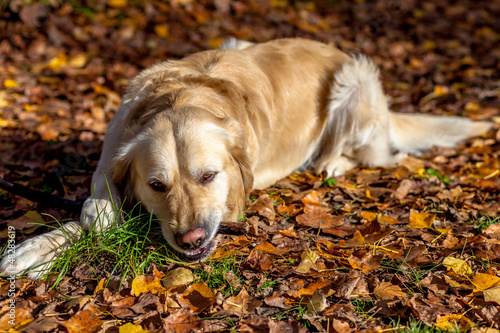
351, 298, 375, 319
192, 255, 244, 296
474, 215, 500, 232
45, 207, 183, 287
426, 168, 451, 184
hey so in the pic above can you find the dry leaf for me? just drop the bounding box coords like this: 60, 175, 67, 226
434, 314, 473, 332
484, 286, 500, 304
373, 281, 407, 300
177, 282, 215, 313
409, 210, 435, 229
443, 257, 473, 277
61, 310, 103, 333
162, 267, 194, 290
223, 288, 262, 313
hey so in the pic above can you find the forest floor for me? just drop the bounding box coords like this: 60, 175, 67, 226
0, 0, 499, 332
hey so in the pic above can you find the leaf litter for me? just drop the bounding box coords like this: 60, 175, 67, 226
0, 0, 499, 332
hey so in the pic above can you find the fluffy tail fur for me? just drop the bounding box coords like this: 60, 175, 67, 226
388, 112, 492, 154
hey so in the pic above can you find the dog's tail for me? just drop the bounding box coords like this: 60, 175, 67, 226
220, 38, 255, 50
388, 112, 493, 154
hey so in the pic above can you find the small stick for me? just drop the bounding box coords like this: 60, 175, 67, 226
0, 176, 82, 211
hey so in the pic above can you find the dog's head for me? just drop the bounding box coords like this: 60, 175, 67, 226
111, 72, 253, 261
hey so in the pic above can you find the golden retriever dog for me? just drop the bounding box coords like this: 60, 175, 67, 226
1, 38, 492, 278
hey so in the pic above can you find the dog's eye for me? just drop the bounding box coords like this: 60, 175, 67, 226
149, 180, 167, 192
201, 172, 216, 183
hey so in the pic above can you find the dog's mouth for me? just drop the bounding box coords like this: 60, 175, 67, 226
178, 239, 216, 262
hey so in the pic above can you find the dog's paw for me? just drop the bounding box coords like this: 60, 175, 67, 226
316, 155, 358, 177
81, 197, 120, 232
0, 222, 82, 279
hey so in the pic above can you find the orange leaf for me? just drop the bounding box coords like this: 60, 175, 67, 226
373, 282, 406, 300
177, 282, 215, 313
408, 210, 435, 229
61, 310, 102, 333
131, 273, 166, 297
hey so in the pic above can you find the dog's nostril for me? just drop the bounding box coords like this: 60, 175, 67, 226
177, 228, 206, 250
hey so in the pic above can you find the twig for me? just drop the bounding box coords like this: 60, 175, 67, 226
0, 176, 82, 211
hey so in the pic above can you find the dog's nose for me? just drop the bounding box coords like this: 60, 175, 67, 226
177, 228, 206, 250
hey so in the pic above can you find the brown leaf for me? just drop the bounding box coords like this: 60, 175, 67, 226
0, 300, 36, 330
264, 293, 292, 309
393, 179, 415, 200
242, 250, 274, 271
306, 289, 328, 315
163, 308, 206, 333
296, 208, 342, 232
246, 194, 276, 222
177, 282, 215, 313
61, 310, 103, 333
223, 288, 262, 314
373, 282, 406, 300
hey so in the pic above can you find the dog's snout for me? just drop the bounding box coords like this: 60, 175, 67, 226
177, 228, 206, 250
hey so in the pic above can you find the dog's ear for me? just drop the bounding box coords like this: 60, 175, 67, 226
111, 140, 139, 207
231, 138, 254, 199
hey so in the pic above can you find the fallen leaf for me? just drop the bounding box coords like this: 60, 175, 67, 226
163, 308, 206, 333
295, 249, 319, 274
443, 257, 473, 277
246, 194, 276, 222
373, 281, 407, 300
306, 289, 328, 315
223, 288, 262, 313
177, 282, 215, 313
61, 310, 103, 333
434, 314, 473, 332
131, 273, 166, 296
118, 322, 150, 333
409, 210, 435, 229
473, 273, 500, 291
162, 267, 194, 290
484, 286, 500, 305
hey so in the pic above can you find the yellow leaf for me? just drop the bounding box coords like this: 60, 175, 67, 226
4, 79, 17, 88
434, 85, 449, 97
443, 257, 472, 277
108, 0, 127, 8
69, 53, 88, 68
409, 210, 435, 229
465, 102, 480, 111
434, 314, 472, 332
361, 211, 378, 222
270, 0, 288, 8
131, 273, 166, 296
0, 90, 8, 107
483, 285, 500, 304
472, 273, 500, 291
373, 282, 407, 300
48, 53, 68, 70
119, 322, 150, 333
154, 24, 169, 39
